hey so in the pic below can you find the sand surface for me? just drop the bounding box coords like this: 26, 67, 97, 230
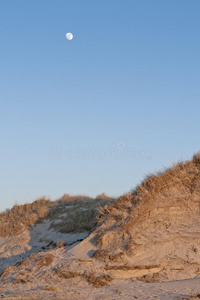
1, 225, 200, 299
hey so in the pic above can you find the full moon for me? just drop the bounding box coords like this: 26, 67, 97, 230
66, 33, 73, 40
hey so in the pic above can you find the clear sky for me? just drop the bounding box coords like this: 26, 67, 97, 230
0, 0, 200, 211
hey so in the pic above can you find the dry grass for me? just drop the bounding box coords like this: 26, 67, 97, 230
94, 152, 200, 260
13, 278, 26, 285
55, 269, 81, 279
56, 240, 67, 248
97, 152, 200, 228
86, 273, 113, 287
0, 266, 14, 279
0, 194, 116, 237
43, 286, 58, 292
48, 194, 115, 234
137, 272, 162, 283
105, 264, 160, 270
54, 267, 113, 287
0, 197, 52, 237
37, 253, 54, 268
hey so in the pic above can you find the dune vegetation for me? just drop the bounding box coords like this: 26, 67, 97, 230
0, 193, 115, 237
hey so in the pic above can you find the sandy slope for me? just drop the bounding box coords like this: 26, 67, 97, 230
0, 219, 88, 273
1, 226, 200, 299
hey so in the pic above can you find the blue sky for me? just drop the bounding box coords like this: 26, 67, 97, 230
0, 0, 200, 211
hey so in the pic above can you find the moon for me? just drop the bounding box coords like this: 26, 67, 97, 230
66, 33, 73, 40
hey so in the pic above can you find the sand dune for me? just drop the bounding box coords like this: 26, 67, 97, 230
1, 154, 200, 299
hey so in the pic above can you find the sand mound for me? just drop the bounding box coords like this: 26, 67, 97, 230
86, 153, 200, 280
